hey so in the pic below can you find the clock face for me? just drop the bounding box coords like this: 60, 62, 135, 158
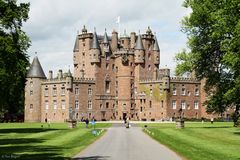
122, 54, 128, 63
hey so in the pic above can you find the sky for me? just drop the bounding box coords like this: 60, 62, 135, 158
18, 0, 191, 76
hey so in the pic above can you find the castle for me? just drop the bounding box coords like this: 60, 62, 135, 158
24, 26, 224, 122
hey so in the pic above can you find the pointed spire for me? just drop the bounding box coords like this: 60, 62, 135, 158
91, 28, 100, 49
103, 28, 109, 44
67, 68, 72, 77
27, 56, 46, 78
153, 33, 160, 51
121, 29, 129, 38
135, 31, 144, 50
73, 35, 79, 52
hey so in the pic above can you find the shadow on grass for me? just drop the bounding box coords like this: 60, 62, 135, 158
0, 128, 61, 134
233, 132, 240, 135
201, 126, 232, 129
186, 126, 233, 129
73, 156, 111, 160
0, 143, 71, 160
0, 138, 43, 145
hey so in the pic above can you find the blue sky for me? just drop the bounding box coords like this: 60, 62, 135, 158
19, 0, 191, 76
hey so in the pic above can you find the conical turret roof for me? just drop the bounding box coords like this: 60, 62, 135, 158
27, 56, 46, 78
103, 29, 109, 44
153, 35, 160, 51
91, 30, 100, 49
135, 33, 144, 50
73, 35, 79, 52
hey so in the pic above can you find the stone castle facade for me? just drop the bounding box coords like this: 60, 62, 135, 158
24, 26, 229, 122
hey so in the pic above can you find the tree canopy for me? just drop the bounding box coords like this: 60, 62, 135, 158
0, 0, 30, 120
175, 0, 240, 126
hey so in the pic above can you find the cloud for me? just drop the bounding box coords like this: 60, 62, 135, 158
18, 0, 190, 76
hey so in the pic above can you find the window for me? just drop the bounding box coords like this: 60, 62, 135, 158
88, 88, 92, 96
181, 88, 186, 95
150, 89, 153, 96
161, 100, 164, 108
88, 100, 92, 109
53, 100, 57, 110
116, 66, 118, 72
195, 88, 199, 96
45, 101, 49, 110
44, 88, 48, 97
53, 88, 57, 96
75, 100, 79, 109
181, 101, 186, 109
61, 87, 65, 95
30, 104, 33, 109
172, 100, 176, 109
112, 64, 115, 71
140, 107, 143, 112
30, 81, 33, 87
149, 101, 152, 108
30, 90, 33, 96
194, 101, 199, 109
61, 100, 66, 109
148, 65, 151, 70
105, 81, 110, 93
75, 88, 79, 95
106, 63, 109, 70
173, 88, 177, 95
106, 102, 109, 108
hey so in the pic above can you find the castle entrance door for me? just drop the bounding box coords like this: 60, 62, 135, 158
123, 113, 127, 121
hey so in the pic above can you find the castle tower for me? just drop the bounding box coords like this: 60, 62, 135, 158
134, 32, 145, 64
153, 34, 160, 65
90, 29, 101, 63
24, 56, 46, 122
103, 29, 111, 56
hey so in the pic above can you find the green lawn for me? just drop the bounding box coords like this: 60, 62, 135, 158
141, 122, 240, 160
0, 122, 111, 160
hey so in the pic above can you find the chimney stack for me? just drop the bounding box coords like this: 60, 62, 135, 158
48, 70, 53, 80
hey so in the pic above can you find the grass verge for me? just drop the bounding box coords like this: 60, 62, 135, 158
141, 122, 240, 160
0, 122, 111, 160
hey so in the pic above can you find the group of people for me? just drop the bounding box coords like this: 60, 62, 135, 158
84, 118, 96, 128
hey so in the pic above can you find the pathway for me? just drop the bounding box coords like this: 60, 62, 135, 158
73, 123, 181, 160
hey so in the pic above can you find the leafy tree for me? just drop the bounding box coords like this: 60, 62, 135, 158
175, 0, 240, 126
0, 0, 30, 120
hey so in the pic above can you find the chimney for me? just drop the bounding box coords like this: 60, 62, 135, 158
130, 32, 136, 49
48, 70, 53, 80
111, 30, 118, 51
58, 69, 63, 80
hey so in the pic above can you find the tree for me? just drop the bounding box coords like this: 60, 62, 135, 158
0, 0, 30, 121
175, 0, 240, 126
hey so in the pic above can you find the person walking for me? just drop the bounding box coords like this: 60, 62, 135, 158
85, 118, 89, 128
211, 117, 214, 124
126, 117, 130, 128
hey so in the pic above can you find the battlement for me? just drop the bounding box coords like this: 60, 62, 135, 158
139, 77, 164, 84
42, 78, 67, 84
113, 48, 134, 55
42, 77, 95, 84
79, 33, 93, 39
73, 77, 95, 83
170, 76, 200, 83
